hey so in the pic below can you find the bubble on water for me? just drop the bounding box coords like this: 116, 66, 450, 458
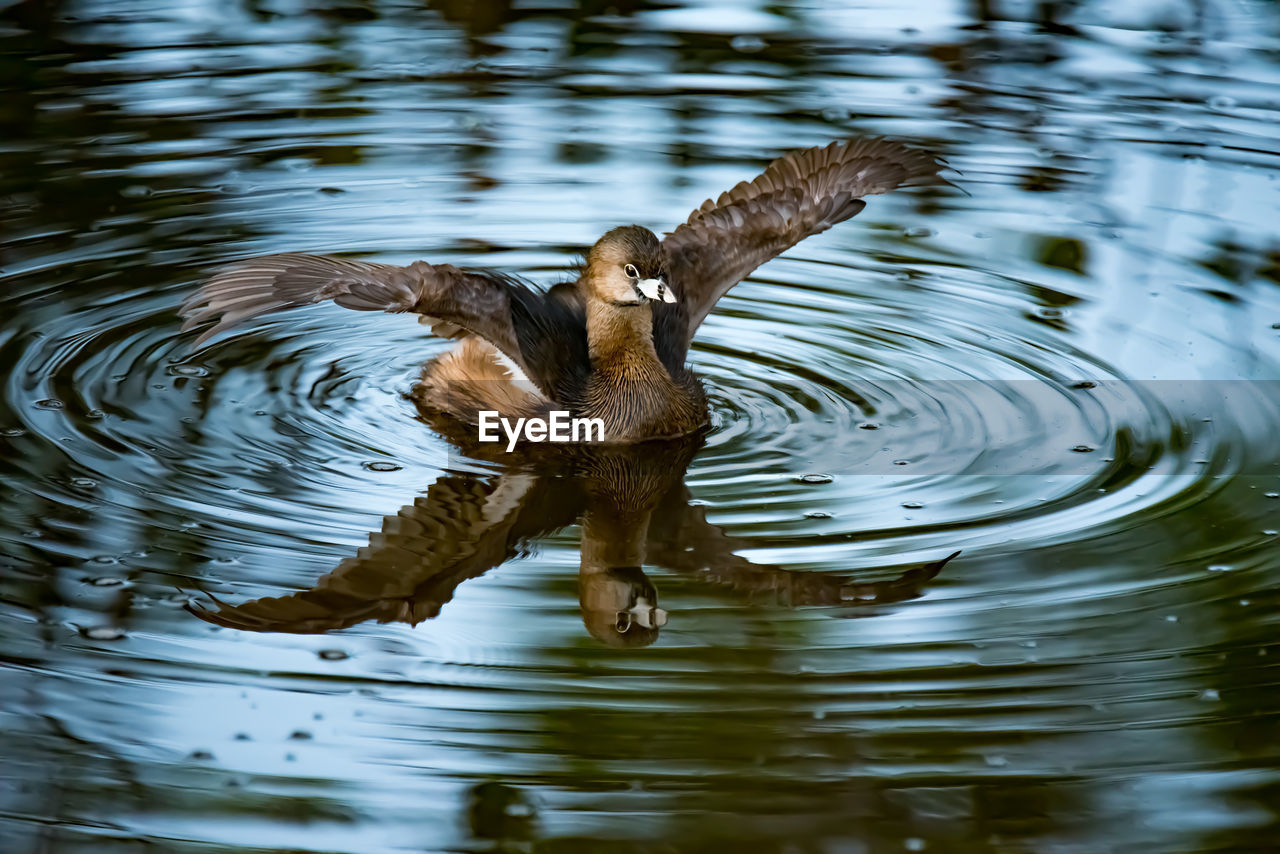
730, 34, 766, 52
34, 399, 63, 410
166, 364, 209, 377
984, 754, 1009, 767
1071, 380, 1096, 390
797, 473, 833, 484
901, 501, 924, 509
893, 459, 909, 466
188, 749, 214, 761
1207, 564, 1233, 573
857, 421, 879, 430
363, 461, 403, 472
70, 477, 96, 489
1208, 94, 1236, 111
1265, 492, 1279, 499
1263, 530, 1278, 536
318, 186, 346, 196
234, 732, 252, 741
1071, 444, 1094, 453
1035, 307, 1063, 319
87, 576, 125, 587
89, 555, 118, 565
1, 427, 25, 437
804, 511, 832, 519
85, 409, 104, 419
289, 730, 312, 741
1199, 689, 1220, 702
904, 226, 933, 238
318, 648, 349, 661
79, 625, 126, 641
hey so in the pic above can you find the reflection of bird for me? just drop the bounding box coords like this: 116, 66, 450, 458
182, 139, 940, 442
187, 438, 958, 646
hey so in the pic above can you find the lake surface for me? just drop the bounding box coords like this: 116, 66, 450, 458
3, 0, 1280, 851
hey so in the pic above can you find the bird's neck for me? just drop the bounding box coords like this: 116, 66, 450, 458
585, 300, 665, 380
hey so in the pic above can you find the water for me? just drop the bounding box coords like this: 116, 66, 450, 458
3, 0, 1280, 850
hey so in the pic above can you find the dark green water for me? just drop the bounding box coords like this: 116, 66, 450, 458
3, 1, 1280, 851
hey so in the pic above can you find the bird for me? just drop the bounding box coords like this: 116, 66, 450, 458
181, 138, 941, 444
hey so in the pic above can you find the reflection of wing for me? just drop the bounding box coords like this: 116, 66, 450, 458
187, 473, 585, 633
646, 492, 956, 607
182, 254, 589, 402
659, 138, 942, 363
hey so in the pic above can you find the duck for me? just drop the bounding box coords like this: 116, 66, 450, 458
182, 137, 941, 443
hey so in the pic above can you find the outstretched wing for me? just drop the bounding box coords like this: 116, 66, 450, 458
185, 472, 586, 634
180, 253, 588, 400
660, 137, 942, 357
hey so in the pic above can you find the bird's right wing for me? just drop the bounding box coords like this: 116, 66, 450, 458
181, 253, 588, 400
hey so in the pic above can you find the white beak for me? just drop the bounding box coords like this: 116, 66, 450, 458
636, 277, 677, 304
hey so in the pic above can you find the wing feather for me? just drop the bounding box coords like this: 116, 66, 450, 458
660, 137, 942, 360
181, 253, 589, 401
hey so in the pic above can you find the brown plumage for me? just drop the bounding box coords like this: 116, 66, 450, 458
181, 137, 942, 443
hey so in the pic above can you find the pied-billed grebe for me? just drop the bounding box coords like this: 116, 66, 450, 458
182, 138, 941, 442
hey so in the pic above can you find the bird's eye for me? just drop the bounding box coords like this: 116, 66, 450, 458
624, 264, 639, 279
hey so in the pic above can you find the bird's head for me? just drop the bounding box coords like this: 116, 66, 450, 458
584, 225, 676, 307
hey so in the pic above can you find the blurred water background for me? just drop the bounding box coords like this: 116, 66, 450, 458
2, 0, 1280, 851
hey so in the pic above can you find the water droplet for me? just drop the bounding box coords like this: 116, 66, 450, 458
34, 398, 63, 410
1199, 689, 1220, 702
86, 409, 104, 419
1207, 564, 1232, 573
797, 473, 833, 484
254, 410, 268, 416
901, 501, 924, 510
318, 649, 349, 661
804, 511, 832, 519
857, 422, 879, 430
87, 576, 125, 587
1071, 444, 1094, 453
89, 555, 118, 565
166, 364, 209, 377
892, 459, 909, 466
363, 461, 403, 473
70, 477, 96, 489
79, 625, 126, 641
1265, 492, 1279, 499
1263, 530, 1278, 536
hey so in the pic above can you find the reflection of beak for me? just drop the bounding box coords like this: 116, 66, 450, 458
615, 597, 669, 632
636, 277, 677, 304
